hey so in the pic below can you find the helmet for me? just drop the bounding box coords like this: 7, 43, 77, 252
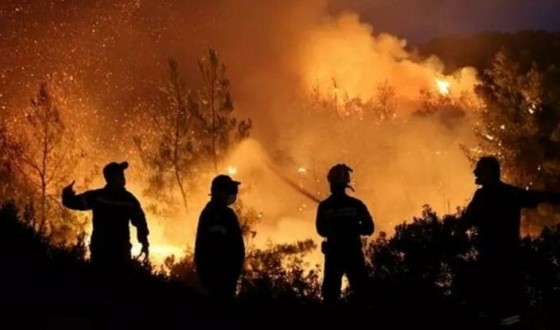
327, 163, 353, 189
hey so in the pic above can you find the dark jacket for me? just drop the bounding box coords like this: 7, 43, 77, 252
194, 201, 245, 276
316, 193, 374, 252
62, 186, 149, 259
464, 181, 560, 261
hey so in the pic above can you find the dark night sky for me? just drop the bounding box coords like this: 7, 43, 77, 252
330, 0, 560, 42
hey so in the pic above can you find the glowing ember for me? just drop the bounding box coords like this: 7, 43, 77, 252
0, 0, 480, 260
436, 79, 451, 95
227, 166, 238, 176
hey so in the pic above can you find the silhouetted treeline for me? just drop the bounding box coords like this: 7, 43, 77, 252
413, 30, 560, 73
0, 202, 204, 329
366, 206, 560, 329
3, 201, 560, 328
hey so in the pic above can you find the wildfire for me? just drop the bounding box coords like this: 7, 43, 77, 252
82, 233, 186, 267
435, 79, 451, 95
132, 243, 184, 266
0, 0, 482, 272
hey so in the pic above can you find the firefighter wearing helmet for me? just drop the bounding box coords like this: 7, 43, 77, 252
316, 163, 375, 304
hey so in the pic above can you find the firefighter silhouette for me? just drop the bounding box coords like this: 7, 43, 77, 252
316, 163, 375, 304
463, 156, 560, 328
62, 161, 149, 272
195, 174, 245, 302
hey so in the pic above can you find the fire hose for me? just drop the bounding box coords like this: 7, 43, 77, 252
263, 160, 334, 253
263, 160, 322, 204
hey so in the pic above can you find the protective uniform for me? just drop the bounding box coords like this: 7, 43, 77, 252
195, 175, 245, 301
464, 157, 560, 326
62, 162, 149, 271
316, 164, 374, 303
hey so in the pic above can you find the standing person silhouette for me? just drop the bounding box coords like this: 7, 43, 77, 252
316, 163, 375, 304
62, 161, 149, 275
464, 156, 560, 328
195, 174, 245, 303
61, 161, 149, 320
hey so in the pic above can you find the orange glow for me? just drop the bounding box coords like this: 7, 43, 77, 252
298, 12, 478, 109
227, 166, 238, 176
435, 79, 451, 95
132, 243, 184, 265
0, 0, 484, 269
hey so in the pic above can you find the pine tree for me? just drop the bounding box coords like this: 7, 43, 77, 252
472, 51, 560, 189
135, 51, 252, 215
10, 82, 82, 235
470, 51, 560, 230
194, 48, 251, 172
134, 59, 200, 214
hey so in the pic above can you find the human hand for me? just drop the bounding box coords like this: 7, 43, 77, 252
63, 181, 76, 195
139, 243, 149, 260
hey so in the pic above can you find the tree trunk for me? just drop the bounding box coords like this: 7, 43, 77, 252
39, 112, 48, 234
211, 62, 217, 173
171, 70, 189, 213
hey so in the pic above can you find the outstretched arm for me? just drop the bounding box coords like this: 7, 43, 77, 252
521, 189, 560, 208
61, 181, 93, 211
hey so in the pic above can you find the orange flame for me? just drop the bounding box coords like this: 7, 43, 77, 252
435, 79, 451, 95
